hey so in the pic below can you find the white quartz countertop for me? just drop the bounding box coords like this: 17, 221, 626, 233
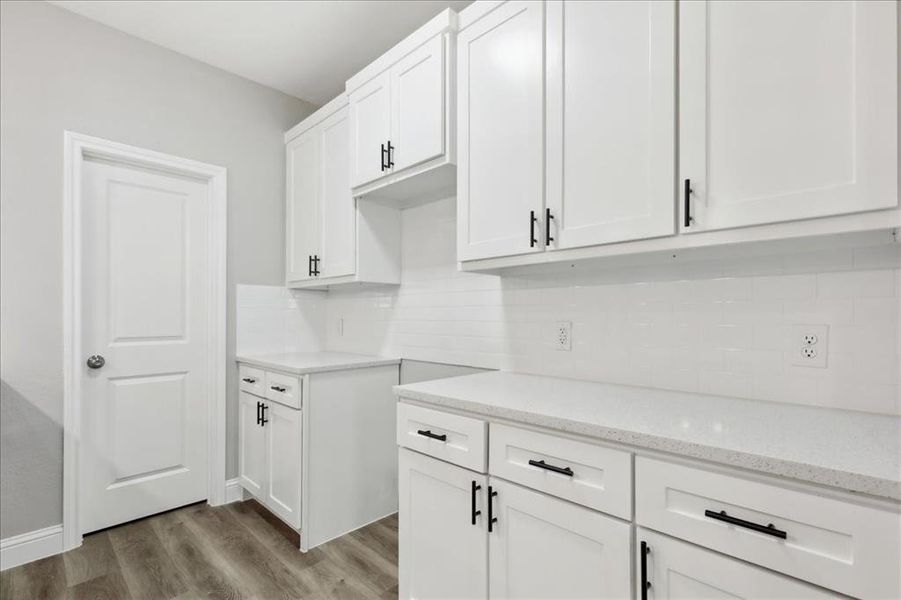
237, 351, 399, 375
394, 371, 901, 501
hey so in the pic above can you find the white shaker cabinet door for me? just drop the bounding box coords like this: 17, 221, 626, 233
390, 34, 446, 172
319, 107, 355, 279
488, 478, 631, 599
546, 0, 676, 250
285, 129, 321, 282
238, 392, 266, 497
457, 0, 545, 262
263, 401, 302, 530
636, 529, 840, 599
680, 0, 898, 232
399, 448, 488, 600
349, 71, 392, 188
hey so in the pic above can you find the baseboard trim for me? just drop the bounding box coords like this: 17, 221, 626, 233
0, 525, 64, 571
224, 477, 244, 504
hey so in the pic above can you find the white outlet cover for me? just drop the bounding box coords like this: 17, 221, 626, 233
791, 324, 828, 368
555, 321, 572, 351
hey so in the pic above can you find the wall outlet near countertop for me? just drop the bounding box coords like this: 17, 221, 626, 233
791, 324, 828, 368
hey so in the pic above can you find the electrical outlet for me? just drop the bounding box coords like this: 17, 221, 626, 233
555, 321, 572, 351
791, 324, 828, 368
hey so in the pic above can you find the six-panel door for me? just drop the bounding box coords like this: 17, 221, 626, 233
238, 391, 266, 497
457, 0, 546, 261
488, 478, 632, 599
680, 0, 898, 232
350, 72, 392, 187
264, 400, 302, 529
390, 34, 446, 172
286, 129, 321, 282
399, 448, 488, 600
545, 0, 676, 249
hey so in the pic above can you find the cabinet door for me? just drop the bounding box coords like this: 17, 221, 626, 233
457, 0, 545, 262
286, 130, 320, 282
637, 529, 839, 599
319, 107, 355, 279
349, 72, 391, 187
390, 34, 446, 172
238, 392, 266, 497
489, 478, 631, 599
680, 0, 897, 232
263, 402, 302, 529
546, 1, 675, 249
399, 448, 488, 600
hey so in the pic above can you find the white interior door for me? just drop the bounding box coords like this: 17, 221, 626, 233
390, 34, 446, 172
319, 107, 356, 279
80, 157, 211, 534
680, 0, 898, 232
349, 72, 392, 187
546, 0, 675, 249
263, 401, 302, 529
238, 391, 266, 497
637, 529, 838, 599
457, 0, 546, 262
399, 448, 488, 600
286, 130, 321, 282
489, 478, 632, 599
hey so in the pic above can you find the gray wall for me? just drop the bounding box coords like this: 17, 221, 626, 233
0, 1, 317, 538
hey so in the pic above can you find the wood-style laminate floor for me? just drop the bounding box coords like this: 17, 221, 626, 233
0, 500, 398, 600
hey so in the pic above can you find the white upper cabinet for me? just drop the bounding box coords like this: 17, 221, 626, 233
347, 9, 458, 205
546, 0, 676, 250
457, 0, 546, 261
285, 95, 400, 289
680, 0, 898, 232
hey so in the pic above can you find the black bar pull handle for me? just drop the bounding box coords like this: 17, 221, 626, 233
260, 403, 268, 426
640, 541, 651, 600
487, 485, 498, 532
256, 401, 262, 426
308, 255, 312, 277
704, 509, 787, 539
683, 179, 693, 228
380, 143, 387, 172
312, 255, 320, 276
387, 140, 395, 168
270, 385, 287, 393
471, 481, 482, 525
416, 429, 447, 442
545, 208, 554, 246
529, 210, 538, 247
528, 459, 573, 477
242, 377, 257, 384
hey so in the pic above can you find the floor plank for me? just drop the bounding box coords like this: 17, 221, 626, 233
1, 502, 400, 600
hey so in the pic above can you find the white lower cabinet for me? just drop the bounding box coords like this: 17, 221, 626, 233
489, 478, 631, 599
637, 528, 838, 599
238, 391, 266, 497
398, 448, 488, 600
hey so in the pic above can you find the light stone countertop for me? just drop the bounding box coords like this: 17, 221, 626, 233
394, 371, 901, 502
237, 351, 400, 375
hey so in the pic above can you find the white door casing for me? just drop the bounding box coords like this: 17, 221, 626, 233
63, 132, 226, 550
680, 0, 898, 232
546, 0, 676, 249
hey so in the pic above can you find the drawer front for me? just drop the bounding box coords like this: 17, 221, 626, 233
635, 456, 901, 599
239, 365, 266, 397
396, 402, 487, 472
489, 423, 632, 520
265, 371, 302, 409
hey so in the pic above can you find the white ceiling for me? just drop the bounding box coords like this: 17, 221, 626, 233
49, 0, 472, 106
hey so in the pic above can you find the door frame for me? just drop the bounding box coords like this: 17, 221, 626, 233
62, 131, 228, 551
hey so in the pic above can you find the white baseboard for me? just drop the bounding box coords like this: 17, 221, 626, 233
0, 525, 64, 571
224, 477, 244, 504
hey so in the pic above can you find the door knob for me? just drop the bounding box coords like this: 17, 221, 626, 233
86, 354, 105, 369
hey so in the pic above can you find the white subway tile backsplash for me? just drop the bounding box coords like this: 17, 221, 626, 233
325, 197, 901, 415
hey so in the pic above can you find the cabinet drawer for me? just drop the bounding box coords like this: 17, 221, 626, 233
265, 371, 302, 409
397, 402, 486, 472
239, 365, 266, 397
489, 424, 631, 520
635, 456, 900, 599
